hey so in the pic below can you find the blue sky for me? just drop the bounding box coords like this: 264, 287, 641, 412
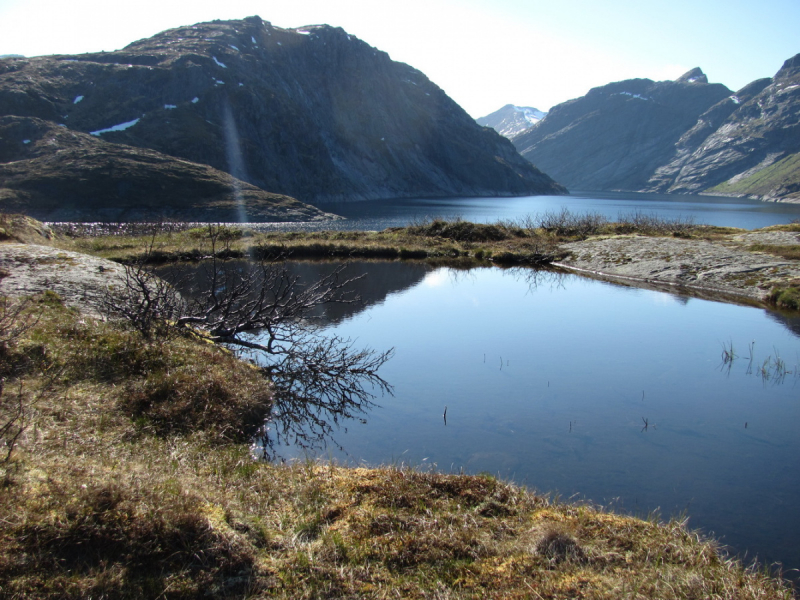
0, 0, 797, 117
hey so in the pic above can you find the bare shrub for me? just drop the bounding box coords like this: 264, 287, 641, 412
536, 208, 608, 238
616, 210, 698, 235
535, 529, 586, 564
102, 226, 393, 454
0, 297, 42, 467
406, 217, 519, 242
0, 379, 26, 465
101, 262, 185, 339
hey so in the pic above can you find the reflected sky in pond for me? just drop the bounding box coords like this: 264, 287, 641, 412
263, 261, 800, 576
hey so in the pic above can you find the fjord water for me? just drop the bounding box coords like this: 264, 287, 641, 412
265, 261, 800, 575
301, 191, 800, 231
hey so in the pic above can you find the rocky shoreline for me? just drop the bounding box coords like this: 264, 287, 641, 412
3, 229, 800, 315
555, 230, 800, 305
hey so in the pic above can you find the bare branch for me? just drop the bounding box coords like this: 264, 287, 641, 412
101, 228, 394, 454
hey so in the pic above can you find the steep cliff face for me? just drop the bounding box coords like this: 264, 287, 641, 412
646, 54, 800, 200
511, 69, 731, 191
0, 116, 333, 222
0, 16, 564, 211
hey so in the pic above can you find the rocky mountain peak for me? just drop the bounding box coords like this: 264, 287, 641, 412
676, 67, 708, 84
476, 104, 547, 139
776, 53, 800, 79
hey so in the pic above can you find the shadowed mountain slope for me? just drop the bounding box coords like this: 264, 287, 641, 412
0, 15, 565, 214
646, 54, 800, 201
512, 57, 800, 202
511, 68, 732, 192
0, 116, 333, 222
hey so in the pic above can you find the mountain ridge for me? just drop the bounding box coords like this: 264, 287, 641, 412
0, 15, 565, 222
511, 58, 800, 202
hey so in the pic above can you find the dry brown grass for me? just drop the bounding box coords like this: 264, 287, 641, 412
61, 220, 565, 267
0, 293, 793, 599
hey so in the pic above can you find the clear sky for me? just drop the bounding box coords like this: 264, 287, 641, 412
0, 0, 797, 118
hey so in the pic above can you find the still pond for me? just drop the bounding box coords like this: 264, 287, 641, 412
250, 260, 800, 577
173, 191, 800, 576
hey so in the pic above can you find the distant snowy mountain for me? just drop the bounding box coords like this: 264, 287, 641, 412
476, 104, 547, 139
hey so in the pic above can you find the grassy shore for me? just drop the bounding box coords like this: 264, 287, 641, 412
1, 212, 795, 598
0, 294, 793, 599
50, 211, 743, 268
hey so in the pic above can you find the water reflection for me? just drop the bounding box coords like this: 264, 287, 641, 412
158, 259, 432, 325
270, 262, 800, 578
160, 258, 800, 577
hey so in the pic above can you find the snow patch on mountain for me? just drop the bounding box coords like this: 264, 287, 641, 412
90, 118, 140, 136
476, 104, 548, 139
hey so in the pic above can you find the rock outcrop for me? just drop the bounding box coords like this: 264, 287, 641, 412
0, 15, 565, 221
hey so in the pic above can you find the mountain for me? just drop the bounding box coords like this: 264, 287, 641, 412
511, 68, 732, 191
476, 104, 547, 139
512, 57, 800, 202
645, 54, 800, 201
0, 16, 565, 222
0, 115, 333, 222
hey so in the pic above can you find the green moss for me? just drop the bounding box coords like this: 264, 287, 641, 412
769, 285, 800, 310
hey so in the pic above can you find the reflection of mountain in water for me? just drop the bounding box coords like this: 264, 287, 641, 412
157, 259, 432, 325
285, 261, 432, 324
764, 308, 800, 339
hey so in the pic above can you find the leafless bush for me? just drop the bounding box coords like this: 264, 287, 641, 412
0, 297, 46, 469
101, 263, 185, 339
0, 297, 38, 356
102, 226, 394, 454
616, 210, 697, 235
0, 378, 26, 465
534, 208, 608, 238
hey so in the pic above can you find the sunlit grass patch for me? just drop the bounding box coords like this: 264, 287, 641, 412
749, 243, 800, 261
768, 281, 800, 310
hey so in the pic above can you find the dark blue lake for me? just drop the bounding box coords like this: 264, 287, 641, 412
252, 191, 800, 232
258, 260, 800, 578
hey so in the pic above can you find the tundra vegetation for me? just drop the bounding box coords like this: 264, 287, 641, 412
57, 210, 738, 266
0, 213, 795, 598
